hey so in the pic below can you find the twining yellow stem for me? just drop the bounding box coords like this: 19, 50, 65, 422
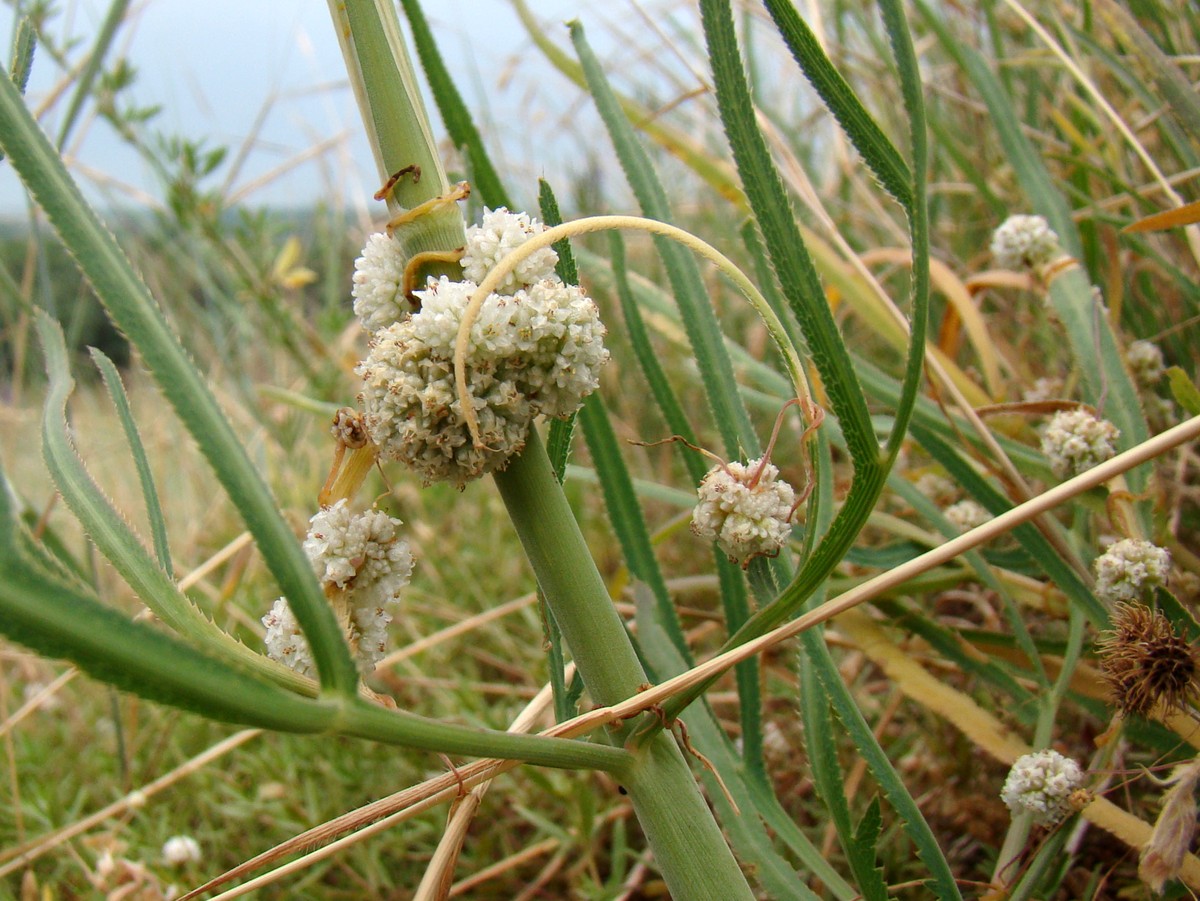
452, 214, 809, 447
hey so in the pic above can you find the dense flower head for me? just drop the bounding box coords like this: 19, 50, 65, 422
1094, 539, 1171, 605
358, 275, 608, 486
304, 499, 414, 597
692, 458, 797, 565
352, 232, 409, 332
990, 214, 1061, 271
264, 502, 414, 675
1126, 340, 1166, 389
944, 499, 992, 533
1000, 750, 1086, 826
461, 207, 560, 293
1040, 408, 1120, 479
262, 595, 401, 676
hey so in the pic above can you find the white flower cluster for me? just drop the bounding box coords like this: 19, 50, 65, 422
1001, 749, 1086, 826
913, 472, 955, 502
990, 214, 1061, 271
1040, 409, 1120, 479
352, 232, 409, 332
264, 500, 414, 675
355, 209, 608, 487
1126, 340, 1165, 389
461, 207, 559, 293
1022, 376, 1062, 403
1094, 538, 1171, 605
692, 458, 796, 565
944, 499, 992, 533
161, 835, 201, 867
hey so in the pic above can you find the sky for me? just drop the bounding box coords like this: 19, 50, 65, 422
0, 0, 605, 217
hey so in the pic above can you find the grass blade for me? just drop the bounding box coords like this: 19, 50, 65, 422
570, 19, 757, 459
89, 347, 173, 576
0, 67, 359, 696
761, 0, 912, 210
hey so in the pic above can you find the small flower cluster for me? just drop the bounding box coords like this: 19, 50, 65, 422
264, 500, 414, 676
1093, 538, 1171, 605
692, 458, 796, 566
1039, 408, 1120, 479
161, 835, 202, 867
1000, 749, 1087, 826
461, 207, 561, 293
944, 499, 992, 533
1126, 340, 1165, 389
352, 232, 410, 332
354, 209, 609, 486
990, 214, 1061, 271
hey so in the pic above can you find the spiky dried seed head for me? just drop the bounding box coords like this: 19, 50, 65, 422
1096, 602, 1200, 717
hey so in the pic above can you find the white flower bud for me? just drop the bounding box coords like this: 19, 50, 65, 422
990, 214, 1061, 271
1094, 539, 1171, 605
352, 233, 409, 332
1039, 409, 1120, 479
692, 458, 796, 565
161, 835, 201, 866
461, 208, 559, 293
1001, 750, 1085, 826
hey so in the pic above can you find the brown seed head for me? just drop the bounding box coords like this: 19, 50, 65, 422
1096, 603, 1200, 717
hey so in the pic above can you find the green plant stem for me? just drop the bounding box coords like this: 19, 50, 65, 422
494, 428, 754, 900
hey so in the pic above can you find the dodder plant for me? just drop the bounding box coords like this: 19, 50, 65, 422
3, 0, 1200, 897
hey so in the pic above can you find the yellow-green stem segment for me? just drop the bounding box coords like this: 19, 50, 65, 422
494, 429, 754, 899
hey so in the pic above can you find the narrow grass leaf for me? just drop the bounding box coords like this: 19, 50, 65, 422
761, 0, 912, 210
55, 0, 132, 148
0, 70, 359, 696
1045, 264, 1150, 501
799, 654, 889, 900
89, 347, 173, 576
850, 798, 888, 901
36, 313, 317, 694
803, 627, 962, 899
571, 20, 757, 459
0, 468, 332, 730
698, 0, 873, 469
690, 0, 889, 669
876, 0, 930, 460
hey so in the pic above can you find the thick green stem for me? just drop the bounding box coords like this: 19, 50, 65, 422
494, 428, 754, 900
